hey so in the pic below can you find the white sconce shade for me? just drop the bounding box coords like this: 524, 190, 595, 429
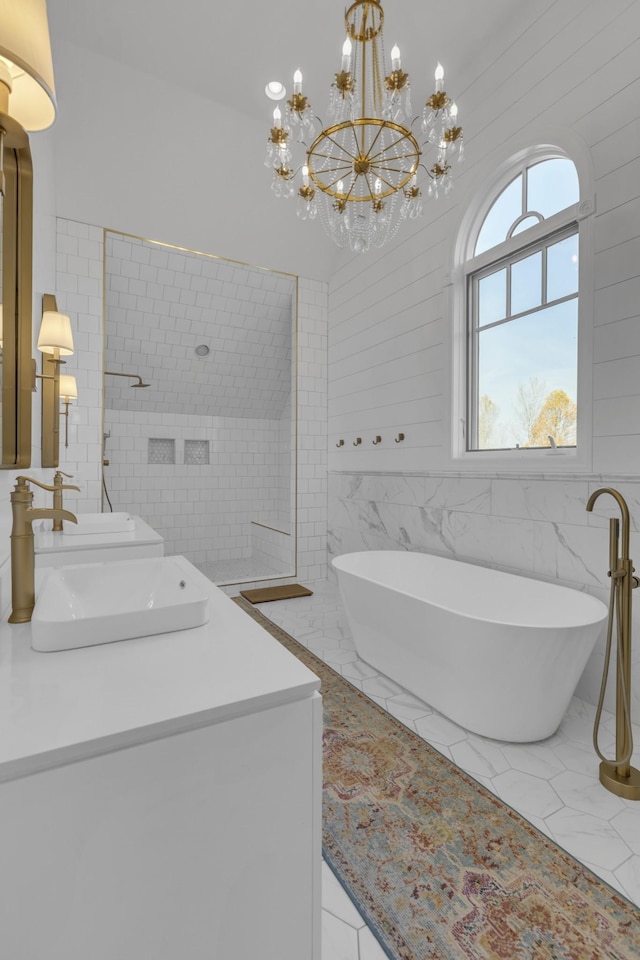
0, 0, 56, 130
59, 374, 78, 402
59, 373, 78, 447
37, 310, 74, 356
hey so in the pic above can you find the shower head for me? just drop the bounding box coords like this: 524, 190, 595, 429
105, 370, 151, 388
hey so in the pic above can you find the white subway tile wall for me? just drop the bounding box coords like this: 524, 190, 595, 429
104, 233, 293, 420
104, 409, 288, 563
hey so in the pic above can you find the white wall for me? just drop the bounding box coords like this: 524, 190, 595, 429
327, 0, 640, 714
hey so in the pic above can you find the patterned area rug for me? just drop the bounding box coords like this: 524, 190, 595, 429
234, 598, 640, 960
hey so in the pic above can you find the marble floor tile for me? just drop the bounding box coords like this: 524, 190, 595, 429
323, 648, 361, 667
501, 741, 567, 780
358, 927, 389, 960
492, 768, 563, 820
450, 735, 511, 779
616, 856, 640, 905
545, 807, 632, 871
341, 660, 380, 682
385, 691, 434, 722
322, 910, 360, 960
414, 711, 468, 747
321, 862, 366, 930
612, 808, 640, 856
550, 769, 628, 820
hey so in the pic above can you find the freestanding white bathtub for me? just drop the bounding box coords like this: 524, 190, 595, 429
332, 551, 608, 742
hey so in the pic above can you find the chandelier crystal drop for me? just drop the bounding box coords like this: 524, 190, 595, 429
264, 0, 463, 254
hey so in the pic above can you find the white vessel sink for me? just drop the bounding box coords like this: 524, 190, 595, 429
32, 555, 210, 652
62, 512, 135, 536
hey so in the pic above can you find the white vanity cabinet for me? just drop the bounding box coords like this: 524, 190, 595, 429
0, 578, 321, 960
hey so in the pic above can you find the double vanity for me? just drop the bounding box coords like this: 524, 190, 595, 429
0, 507, 322, 959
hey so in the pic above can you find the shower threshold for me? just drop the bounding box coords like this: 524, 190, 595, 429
195, 557, 295, 587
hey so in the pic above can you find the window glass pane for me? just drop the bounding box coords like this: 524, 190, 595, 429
527, 158, 579, 219
475, 300, 577, 449
475, 175, 522, 255
547, 233, 579, 301
511, 251, 542, 316
478, 268, 507, 327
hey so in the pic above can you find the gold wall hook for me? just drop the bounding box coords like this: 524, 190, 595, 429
353, 437, 362, 446
372, 435, 382, 444
336, 439, 344, 447
395, 432, 405, 443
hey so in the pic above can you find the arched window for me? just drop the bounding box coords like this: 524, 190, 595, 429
463, 154, 583, 453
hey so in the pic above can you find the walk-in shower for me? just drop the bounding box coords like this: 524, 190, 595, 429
103, 230, 297, 587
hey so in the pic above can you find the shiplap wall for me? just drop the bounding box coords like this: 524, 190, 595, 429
327, 0, 640, 712
329, 0, 640, 474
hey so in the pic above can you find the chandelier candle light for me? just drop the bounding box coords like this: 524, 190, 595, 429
265, 0, 463, 253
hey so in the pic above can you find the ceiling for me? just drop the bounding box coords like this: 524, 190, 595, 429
48, 0, 536, 125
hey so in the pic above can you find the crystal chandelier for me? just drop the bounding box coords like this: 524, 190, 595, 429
264, 0, 463, 254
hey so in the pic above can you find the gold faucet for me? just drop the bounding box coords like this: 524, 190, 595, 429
52, 470, 81, 531
8, 476, 78, 624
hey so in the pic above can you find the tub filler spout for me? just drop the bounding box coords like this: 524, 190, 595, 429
587, 487, 640, 800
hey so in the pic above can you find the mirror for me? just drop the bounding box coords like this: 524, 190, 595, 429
39, 293, 64, 468
103, 230, 297, 586
1, 116, 33, 468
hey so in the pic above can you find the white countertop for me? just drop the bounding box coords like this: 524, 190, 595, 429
0, 564, 320, 782
35, 514, 164, 554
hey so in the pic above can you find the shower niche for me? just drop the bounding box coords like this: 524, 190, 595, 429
103, 230, 296, 586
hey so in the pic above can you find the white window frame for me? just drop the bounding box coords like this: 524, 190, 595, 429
448, 139, 595, 474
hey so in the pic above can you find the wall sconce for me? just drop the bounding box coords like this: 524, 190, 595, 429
59, 374, 77, 448
35, 293, 74, 467
0, 0, 57, 134
37, 305, 74, 360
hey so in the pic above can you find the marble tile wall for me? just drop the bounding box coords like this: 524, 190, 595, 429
328, 471, 640, 717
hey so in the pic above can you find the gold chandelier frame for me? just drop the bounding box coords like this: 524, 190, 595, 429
345, 0, 384, 42
307, 118, 421, 201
